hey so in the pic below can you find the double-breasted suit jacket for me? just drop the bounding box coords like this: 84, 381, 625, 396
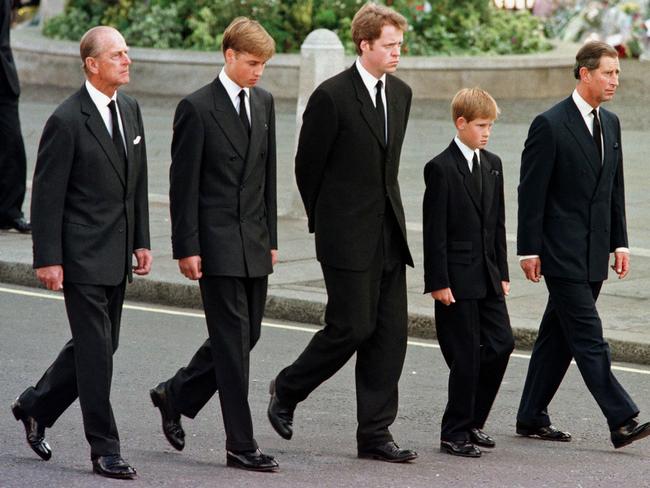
423, 142, 509, 299
31, 85, 150, 283
170, 78, 277, 276
517, 96, 627, 281
295, 64, 413, 270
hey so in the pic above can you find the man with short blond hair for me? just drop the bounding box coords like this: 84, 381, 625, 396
267, 3, 417, 463
150, 17, 279, 472
11, 25, 150, 479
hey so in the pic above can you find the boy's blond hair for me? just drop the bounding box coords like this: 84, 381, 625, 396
351, 3, 408, 56
222, 17, 275, 60
451, 87, 500, 123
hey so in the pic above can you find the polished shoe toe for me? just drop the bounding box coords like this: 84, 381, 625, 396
267, 379, 295, 440
469, 428, 495, 448
92, 455, 137, 479
1, 217, 31, 233
358, 441, 418, 463
611, 418, 650, 449
440, 440, 481, 458
11, 399, 52, 461
516, 422, 571, 442
150, 383, 185, 451
227, 449, 279, 472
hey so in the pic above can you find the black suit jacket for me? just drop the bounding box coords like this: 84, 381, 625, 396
0, 0, 19, 97
423, 141, 508, 298
295, 64, 413, 271
31, 84, 150, 285
169, 78, 277, 278
517, 96, 627, 282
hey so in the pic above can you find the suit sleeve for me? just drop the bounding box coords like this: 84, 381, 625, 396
133, 99, 151, 251
517, 114, 555, 255
610, 116, 628, 250
169, 98, 204, 259
31, 114, 74, 269
265, 94, 278, 249
495, 155, 509, 281
294, 87, 338, 232
422, 161, 450, 293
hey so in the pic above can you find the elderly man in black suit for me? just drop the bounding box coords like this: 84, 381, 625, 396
11, 26, 150, 479
267, 3, 417, 463
149, 17, 278, 472
0, 0, 30, 232
516, 41, 650, 449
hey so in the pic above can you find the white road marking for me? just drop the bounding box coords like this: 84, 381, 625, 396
2, 285, 649, 375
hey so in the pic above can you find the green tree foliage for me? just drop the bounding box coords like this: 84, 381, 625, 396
43, 0, 551, 55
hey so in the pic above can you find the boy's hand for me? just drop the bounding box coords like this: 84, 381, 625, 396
501, 281, 510, 296
430, 288, 455, 306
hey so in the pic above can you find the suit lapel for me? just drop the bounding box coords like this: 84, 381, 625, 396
80, 85, 126, 187
563, 97, 601, 177
386, 76, 401, 149
209, 78, 249, 161
241, 88, 265, 183
450, 142, 482, 214
351, 65, 386, 149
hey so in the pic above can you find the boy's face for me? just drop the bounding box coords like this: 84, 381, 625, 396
224, 49, 268, 88
455, 117, 494, 150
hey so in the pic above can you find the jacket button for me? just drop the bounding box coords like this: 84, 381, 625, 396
240, 185, 245, 192
118, 228, 124, 233
230, 156, 237, 161
241, 218, 246, 223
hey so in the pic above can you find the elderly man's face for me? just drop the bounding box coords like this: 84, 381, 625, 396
90, 30, 131, 92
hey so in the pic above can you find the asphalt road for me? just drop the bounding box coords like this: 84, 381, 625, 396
1, 283, 650, 487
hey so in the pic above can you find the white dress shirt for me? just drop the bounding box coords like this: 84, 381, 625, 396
355, 58, 387, 141
454, 136, 480, 172
85, 79, 125, 150
218, 68, 251, 123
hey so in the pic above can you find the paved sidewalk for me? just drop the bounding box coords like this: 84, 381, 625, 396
2, 79, 650, 364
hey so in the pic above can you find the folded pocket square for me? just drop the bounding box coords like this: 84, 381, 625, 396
133, 136, 141, 145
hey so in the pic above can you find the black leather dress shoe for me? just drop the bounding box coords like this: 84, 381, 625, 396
226, 449, 279, 472
358, 441, 418, 463
440, 440, 481, 458
469, 428, 495, 448
11, 399, 52, 461
92, 455, 137, 479
0, 217, 31, 233
267, 379, 295, 440
516, 422, 571, 442
611, 418, 650, 449
150, 382, 185, 451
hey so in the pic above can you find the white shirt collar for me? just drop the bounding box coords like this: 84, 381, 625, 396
572, 89, 598, 118
85, 79, 117, 108
219, 68, 249, 104
355, 58, 386, 94
454, 136, 479, 166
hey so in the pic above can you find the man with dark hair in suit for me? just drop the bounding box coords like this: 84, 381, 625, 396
267, 3, 417, 463
516, 40, 650, 449
150, 17, 278, 472
11, 26, 150, 479
0, 0, 30, 232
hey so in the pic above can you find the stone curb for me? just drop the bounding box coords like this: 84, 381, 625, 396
3, 260, 649, 365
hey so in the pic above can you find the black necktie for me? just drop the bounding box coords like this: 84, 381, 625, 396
375, 80, 386, 143
108, 100, 126, 169
591, 108, 602, 163
238, 89, 250, 137
471, 152, 482, 196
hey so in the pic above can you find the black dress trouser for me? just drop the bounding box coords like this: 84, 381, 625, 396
19, 280, 126, 457
165, 275, 267, 452
0, 92, 27, 222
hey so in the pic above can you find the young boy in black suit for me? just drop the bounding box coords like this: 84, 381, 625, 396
423, 88, 514, 458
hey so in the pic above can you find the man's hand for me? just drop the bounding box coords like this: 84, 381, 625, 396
133, 249, 152, 276
271, 249, 279, 266
430, 287, 455, 306
501, 281, 510, 296
178, 255, 202, 280
520, 257, 542, 282
612, 251, 630, 279
36, 265, 64, 291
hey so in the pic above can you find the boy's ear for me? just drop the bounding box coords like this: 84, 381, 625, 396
455, 116, 467, 131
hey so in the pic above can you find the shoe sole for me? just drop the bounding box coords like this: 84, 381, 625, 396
93, 467, 137, 480
613, 425, 650, 449
516, 429, 571, 442
149, 388, 185, 451
440, 446, 481, 458
358, 452, 418, 463
226, 458, 279, 472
